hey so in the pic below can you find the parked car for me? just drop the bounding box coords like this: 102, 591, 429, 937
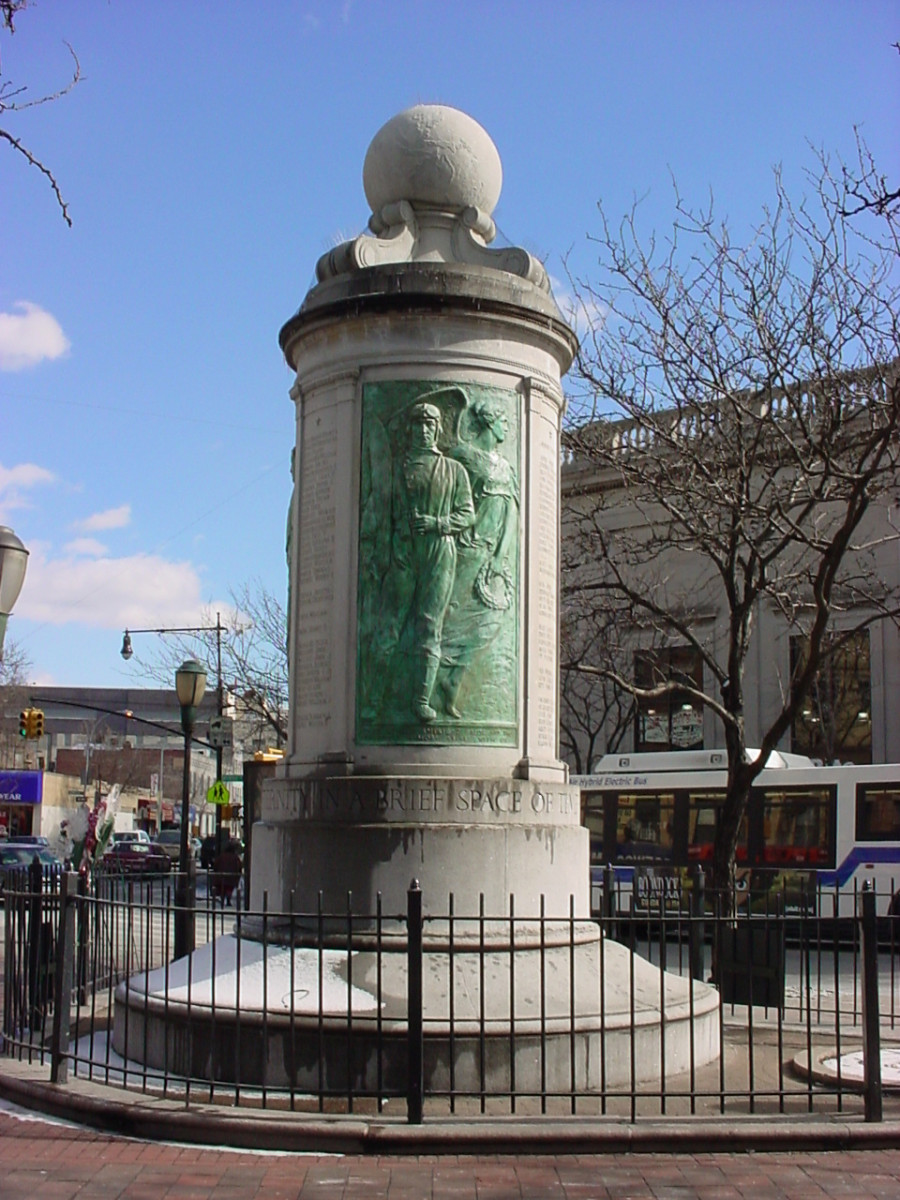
0, 845, 60, 900
102, 840, 171, 877
111, 830, 151, 847
155, 829, 183, 862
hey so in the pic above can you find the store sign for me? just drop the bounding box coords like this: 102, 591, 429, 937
0, 771, 43, 805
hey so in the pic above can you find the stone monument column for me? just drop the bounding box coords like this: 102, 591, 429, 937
253, 104, 583, 920
115, 107, 720, 1094
114, 105, 720, 1099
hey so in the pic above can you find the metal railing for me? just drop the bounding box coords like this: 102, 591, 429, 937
0, 861, 894, 1124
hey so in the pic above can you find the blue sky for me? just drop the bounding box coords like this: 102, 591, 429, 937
1, 1, 897, 689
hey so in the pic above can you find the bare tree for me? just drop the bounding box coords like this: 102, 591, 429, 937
0, 638, 31, 767
841, 45, 900, 221
563, 149, 900, 897
1, 0, 80, 226
226, 581, 289, 749
135, 582, 289, 752
559, 596, 634, 774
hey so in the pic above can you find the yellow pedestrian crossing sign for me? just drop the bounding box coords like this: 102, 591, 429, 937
207, 780, 230, 806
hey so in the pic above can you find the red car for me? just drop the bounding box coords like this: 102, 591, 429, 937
103, 840, 171, 877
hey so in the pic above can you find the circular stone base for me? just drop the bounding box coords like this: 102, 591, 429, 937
113, 932, 720, 1094
792, 1046, 900, 1092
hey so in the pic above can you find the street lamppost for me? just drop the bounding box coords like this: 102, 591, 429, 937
174, 658, 206, 961
120, 614, 227, 849
0, 525, 29, 658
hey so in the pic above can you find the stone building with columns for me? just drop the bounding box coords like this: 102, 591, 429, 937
559, 379, 900, 773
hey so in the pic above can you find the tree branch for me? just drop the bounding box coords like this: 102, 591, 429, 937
1, 6, 80, 225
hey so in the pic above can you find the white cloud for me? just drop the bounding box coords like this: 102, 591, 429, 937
549, 276, 608, 340
0, 461, 57, 519
16, 547, 213, 630
63, 537, 108, 558
72, 504, 131, 533
0, 302, 71, 371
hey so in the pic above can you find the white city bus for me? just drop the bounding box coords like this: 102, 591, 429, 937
573, 750, 900, 919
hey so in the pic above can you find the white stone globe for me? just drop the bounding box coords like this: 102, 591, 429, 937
363, 104, 502, 216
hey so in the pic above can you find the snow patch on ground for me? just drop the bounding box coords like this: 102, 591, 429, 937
821, 1047, 900, 1085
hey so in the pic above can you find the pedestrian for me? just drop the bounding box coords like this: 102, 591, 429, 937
212, 839, 242, 905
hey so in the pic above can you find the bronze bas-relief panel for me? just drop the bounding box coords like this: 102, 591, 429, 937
356, 380, 520, 745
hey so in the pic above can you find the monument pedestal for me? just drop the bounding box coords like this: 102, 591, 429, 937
249, 775, 586, 921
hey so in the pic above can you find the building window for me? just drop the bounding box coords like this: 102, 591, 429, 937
855, 783, 900, 841
634, 646, 703, 752
791, 629, 871, 764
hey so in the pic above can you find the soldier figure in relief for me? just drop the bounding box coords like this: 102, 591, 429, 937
392, 402, 475, 720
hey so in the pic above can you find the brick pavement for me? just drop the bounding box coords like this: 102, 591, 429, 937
1, 1108, 899, 1200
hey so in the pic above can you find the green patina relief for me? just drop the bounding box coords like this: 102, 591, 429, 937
357, 381, 520, 745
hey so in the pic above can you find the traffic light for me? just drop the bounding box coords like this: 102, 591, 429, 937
17, 708, 44, 739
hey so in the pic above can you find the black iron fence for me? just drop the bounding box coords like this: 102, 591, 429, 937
0, 860, 895, 1124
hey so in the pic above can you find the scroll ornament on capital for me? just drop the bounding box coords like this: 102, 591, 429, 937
316, 201, 549, 292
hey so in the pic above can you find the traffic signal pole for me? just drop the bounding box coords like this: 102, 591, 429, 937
16, 708, 46, 805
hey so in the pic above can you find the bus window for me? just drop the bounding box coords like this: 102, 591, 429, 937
856, 784, 900, 841
582, 792, 605, 866
687, 791, 748, 862
761, 788, 834, 865
616, 792, 675, 863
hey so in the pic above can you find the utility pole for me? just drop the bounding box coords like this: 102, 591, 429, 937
121, 613, 228, 848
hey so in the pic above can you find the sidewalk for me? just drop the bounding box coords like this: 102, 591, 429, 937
2, 1100, 900, 1200
3, 1047, 900, 1154
2, 920, 899, 1196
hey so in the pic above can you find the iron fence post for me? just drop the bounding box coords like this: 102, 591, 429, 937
76, 871, 88, 1005
407, 878, 424, 1124
50, 872, 78, 1084
690, 864, 706, 982
859, 882, 883, 1122
26, 857, 44, 1032
174, 860, 197, 962
603, 863, 615, 937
